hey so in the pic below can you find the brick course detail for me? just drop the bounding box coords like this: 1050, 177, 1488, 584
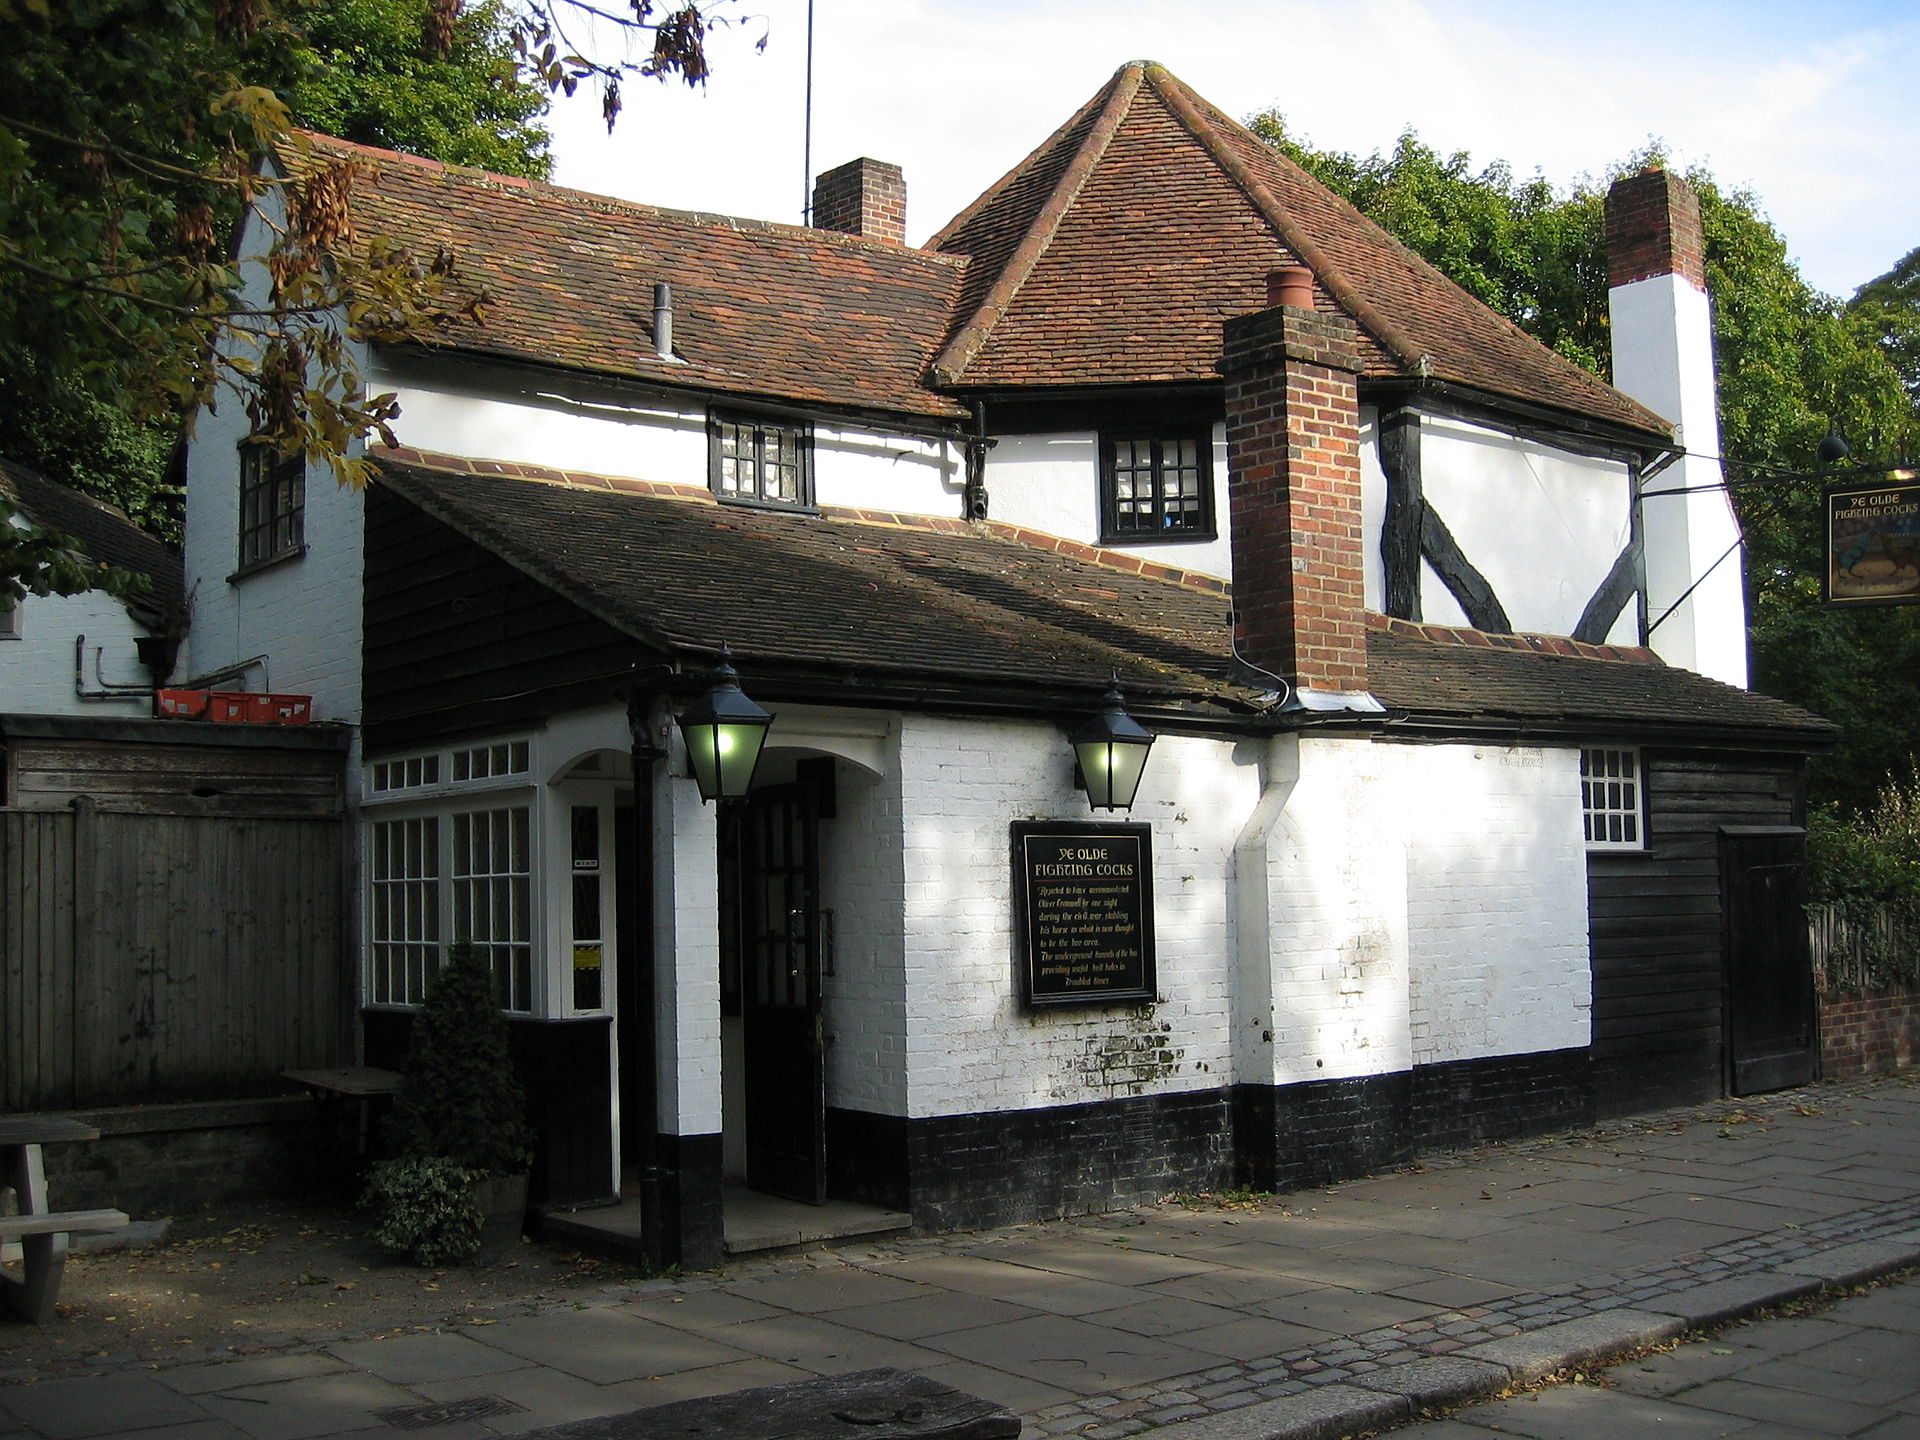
812, 157, 907, 245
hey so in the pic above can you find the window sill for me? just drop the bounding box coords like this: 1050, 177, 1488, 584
712, 493, 819, 517
228, 545, 309, 583
1098, 529, 1218, 547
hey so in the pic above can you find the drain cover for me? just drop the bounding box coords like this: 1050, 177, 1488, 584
378, 1395, 526, 1430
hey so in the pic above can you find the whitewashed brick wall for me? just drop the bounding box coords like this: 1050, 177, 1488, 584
1397, 743, 1593, 1064
655, 726, 723, 1137
895, 715, 1251, 1119
2, 589, 154, 718
819, 751, 910, 1116
1236, 734, 1412, 1087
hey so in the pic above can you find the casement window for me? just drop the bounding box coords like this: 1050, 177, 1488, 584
364, 737, 539, 1012
1100, 431, 1214, 542
237, 440, 305, 570
1581, 747, 1645, 850
366, 805, 534, 1011
710, 411, 812, 509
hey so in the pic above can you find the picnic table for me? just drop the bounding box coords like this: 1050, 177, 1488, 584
281, 1066, 402, 1159
0, 1116, 129, 1323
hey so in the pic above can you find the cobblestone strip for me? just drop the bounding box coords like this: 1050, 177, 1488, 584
1019, 1196, 1920, 1436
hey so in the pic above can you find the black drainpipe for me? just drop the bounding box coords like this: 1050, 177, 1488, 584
625, 688, 671, 1273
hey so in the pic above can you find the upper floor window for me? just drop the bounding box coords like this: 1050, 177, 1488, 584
1101, 431, 1214, 543
710, 411, 812, 509
238, 441, 305, 571
1582, 747, 1645, 850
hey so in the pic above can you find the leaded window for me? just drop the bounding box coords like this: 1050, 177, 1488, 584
710, 412, 811, 508
238, 441, 305, 570
1101, 431, 1214, 541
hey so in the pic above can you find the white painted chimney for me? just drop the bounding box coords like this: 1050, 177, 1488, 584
1606, 169, 1748, 688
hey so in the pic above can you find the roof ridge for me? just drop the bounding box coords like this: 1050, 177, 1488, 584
294, 131, 968, 268
1366, 611, 1663, 665
929, 62, 1147, 385
1142, 66, 1428, 375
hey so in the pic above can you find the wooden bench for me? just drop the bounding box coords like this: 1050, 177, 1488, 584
1, 1117, 130, 1324
509, 1367, 1021, 1439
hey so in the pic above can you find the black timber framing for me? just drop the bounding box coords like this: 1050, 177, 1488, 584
1378, 407, 1423, 621
362, 485, 646, 750
1587, 750, 1806, 1118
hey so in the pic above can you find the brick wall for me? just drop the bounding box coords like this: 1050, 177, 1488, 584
811, 158, 906, 245
38, 1098, 315, 1216
1221, 301, 1367, 694
1820, 983, 1920, 1079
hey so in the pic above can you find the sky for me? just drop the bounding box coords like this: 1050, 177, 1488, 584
543, 0, 1920, 300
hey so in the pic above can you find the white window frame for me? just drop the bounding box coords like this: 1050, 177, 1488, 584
363, 736, 542, 1013
1581, 746, 1646, 851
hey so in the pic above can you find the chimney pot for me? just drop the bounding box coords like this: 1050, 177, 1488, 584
1267, 265, 1316, 310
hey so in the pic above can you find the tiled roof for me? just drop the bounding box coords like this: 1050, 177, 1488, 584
929, 63, 1671, 440
371, 450, 1826, 744
290, 135, 969, 421
0, 458, 182, 615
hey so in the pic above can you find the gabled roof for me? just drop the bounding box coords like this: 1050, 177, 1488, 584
0, 458, 182, 616
291, 135, 969, 421
930, 62, 1670, 440
371, 450, 1828, 746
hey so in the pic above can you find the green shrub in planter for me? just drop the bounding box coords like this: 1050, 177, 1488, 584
364, 1155, 483, 1266
383, 942, 535, 1175
365, 942, 535, 1264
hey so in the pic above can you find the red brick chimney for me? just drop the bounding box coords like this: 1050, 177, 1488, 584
811, 158, 906, 245
1223, 274, 1369, 696
1605, 170, 1705, 291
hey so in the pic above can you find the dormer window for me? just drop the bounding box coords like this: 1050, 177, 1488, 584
710, 411, 812, 510
237, 440, 305, 571
1100, 430, 1214, 542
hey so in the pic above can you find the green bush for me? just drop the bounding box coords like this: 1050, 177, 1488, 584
1809, 764, 1920, 906
382, 941, 534, 1176
363, 1155, 483, 1266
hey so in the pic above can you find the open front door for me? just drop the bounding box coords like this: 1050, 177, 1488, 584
1723, 826, 1816, 1096
734, 784, 825, 1203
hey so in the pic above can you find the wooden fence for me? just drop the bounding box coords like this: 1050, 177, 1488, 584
1808, 899, 1920, 995
1, 800, 351, 1110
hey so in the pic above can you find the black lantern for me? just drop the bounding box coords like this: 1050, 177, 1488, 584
1072, 676, 1155, 811
675, 652, 773, 802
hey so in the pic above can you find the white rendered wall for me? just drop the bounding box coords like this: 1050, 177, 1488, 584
1417, 416, 1637, 643
1398, 743, 1591, 1065
373, 353, 962, 515
1611, 275, 1748, 685
180, 198, 366, 723
654, 720, 723, 1138
0, 588, 155, 719
895, 715, 1256, 1119
984, 428, 1235, 579
1234, 734, 1411, 1086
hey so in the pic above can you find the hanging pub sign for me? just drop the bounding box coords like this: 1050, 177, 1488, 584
1013, 821, 1155, 1007
1825, 477, 1920, 607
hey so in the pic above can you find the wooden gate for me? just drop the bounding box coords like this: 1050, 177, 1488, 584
1722, 826, 1816, 1096
2, 801, 350, 1110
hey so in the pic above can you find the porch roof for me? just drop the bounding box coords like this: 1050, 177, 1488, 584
372, 450, 1833, 747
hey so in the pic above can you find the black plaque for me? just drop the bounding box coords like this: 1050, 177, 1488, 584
1824, 478, 1920, 607
1013, 821, 1155, 1007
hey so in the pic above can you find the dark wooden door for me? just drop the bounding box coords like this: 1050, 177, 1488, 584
1723, 826, 1816, 1096
738, 785, 825, 1203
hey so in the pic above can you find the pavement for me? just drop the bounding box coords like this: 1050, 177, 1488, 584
2, 1074, 1917, 1440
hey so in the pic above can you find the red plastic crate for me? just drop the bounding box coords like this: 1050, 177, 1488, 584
202, 691, 311, 724
154, 689, 211, 720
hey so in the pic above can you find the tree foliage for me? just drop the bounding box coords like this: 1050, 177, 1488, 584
1250, 113, 1920, 811
0, 0, 726, 592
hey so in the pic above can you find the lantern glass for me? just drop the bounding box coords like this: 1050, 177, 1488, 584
676, 659, 773, 802
1071, 682, 1155, 811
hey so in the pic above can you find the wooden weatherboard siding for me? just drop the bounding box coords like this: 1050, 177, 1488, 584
1587, 752, 1803, 1117
363, 487, 643, 749
3, 803, 350, 1110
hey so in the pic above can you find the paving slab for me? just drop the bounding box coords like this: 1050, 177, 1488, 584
0, 1376, 215, 1439
709, 1311, 953, 1376
824, 1291, 1039, 1341
156, 1355, 353, 1398
478, 1308, 751, 1383
1772, 1233, 1920, 1286
323, 1330, 531, 1385
1460, 1309, 1688, 1384
196, 1371, 420, 1440
1431, 1380, 1767, 1439
921, 1313, 1217, 1395
1678, 1377, 1888, 1435
411, 1364, 640, 1434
